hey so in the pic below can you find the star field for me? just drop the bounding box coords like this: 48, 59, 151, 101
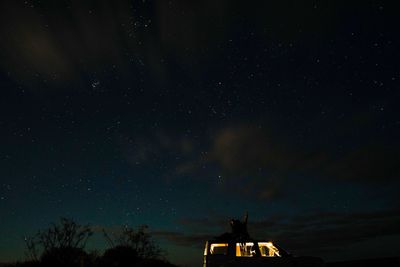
0, 1, 400, 266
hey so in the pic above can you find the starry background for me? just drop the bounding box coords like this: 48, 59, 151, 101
0, 1, 399, 266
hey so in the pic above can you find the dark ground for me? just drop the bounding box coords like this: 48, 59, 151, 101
1, 257, 400, 267
327, 257, 400, 267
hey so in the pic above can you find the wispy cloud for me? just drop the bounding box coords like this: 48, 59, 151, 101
163, 208, 400, 257
118, 123, 399, 200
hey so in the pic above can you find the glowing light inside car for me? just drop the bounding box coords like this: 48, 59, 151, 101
210, 243, 228, 255
258, 242, 281, 257
236, 242, 256, 257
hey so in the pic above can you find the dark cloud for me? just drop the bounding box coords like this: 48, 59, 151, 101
118, 131, 196, 166
207, 125, 400, 198
169, 208, 400, 257
118, 124, 399, 199
117, 125, 319, 199
325, 145, 400, 183
2, 0, 384, 87
152, 230, 212, 249
207, 125, 324, 199
210, 125, 325, 174
269, 209, 400, 256
0, 0, 232, 86
211, 126, 291, 175
0, 0, 150, 85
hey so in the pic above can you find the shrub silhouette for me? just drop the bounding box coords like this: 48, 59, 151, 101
100, 245, 139, 267
101, 225, 164, 267
24, 217, 93, 266
40, 247, 88, 267
20, 218, 178, 267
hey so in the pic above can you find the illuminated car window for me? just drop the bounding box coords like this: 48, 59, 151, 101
258, 242, 281, 257
210, 243, 228, 255
236, 242, 256, 257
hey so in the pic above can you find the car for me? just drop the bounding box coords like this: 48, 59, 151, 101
203, 239, 324, 267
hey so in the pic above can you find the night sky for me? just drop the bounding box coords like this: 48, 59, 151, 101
0, 1, 399, 266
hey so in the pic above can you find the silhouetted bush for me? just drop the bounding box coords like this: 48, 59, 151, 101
99, 225, 167, 267
40, 247, 88, 267
24, 218, 93, 266
100, 245, 139, 267
19, 218, 179, 267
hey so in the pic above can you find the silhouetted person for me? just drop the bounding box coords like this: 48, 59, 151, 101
230, 212, 249, 240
